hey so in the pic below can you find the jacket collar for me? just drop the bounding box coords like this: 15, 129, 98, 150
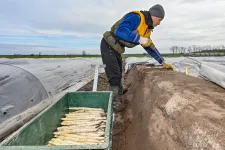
140, 11, 154, 29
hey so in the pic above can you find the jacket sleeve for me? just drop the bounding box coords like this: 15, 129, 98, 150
144, 47, 165, 64
115, 13, 141, 43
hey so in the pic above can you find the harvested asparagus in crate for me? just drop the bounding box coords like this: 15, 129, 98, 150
48, 107, 106, 146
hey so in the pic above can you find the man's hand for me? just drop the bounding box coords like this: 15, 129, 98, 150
139, 36, 155, 50
162, 62, 174, 70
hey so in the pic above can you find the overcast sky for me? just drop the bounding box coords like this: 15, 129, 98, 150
0, 0, 225, 55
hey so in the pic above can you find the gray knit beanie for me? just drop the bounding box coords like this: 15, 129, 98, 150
149, 4, 165, 19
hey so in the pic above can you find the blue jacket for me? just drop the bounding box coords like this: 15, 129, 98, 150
115, 13, 164, 64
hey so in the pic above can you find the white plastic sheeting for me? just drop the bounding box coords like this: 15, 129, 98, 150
125, 57, 225, 89
0, 64, 48, 123
0, 58, 103, 123
200, 62, 225, 88
0, 56, 224, 140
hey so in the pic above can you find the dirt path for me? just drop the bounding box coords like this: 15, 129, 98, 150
78, 65, 225, 150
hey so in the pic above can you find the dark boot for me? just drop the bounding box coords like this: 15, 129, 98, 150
118, 83, 128, 95
118, 84, 123, 95
109, 86, 126, 112
109, 86, 119, 101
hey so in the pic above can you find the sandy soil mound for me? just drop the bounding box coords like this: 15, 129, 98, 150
78, 65, 225, 150
123, 65, 225, 150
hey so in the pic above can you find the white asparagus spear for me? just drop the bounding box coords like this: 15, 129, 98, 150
57, 127, 92, 131
58, 127, 101, 132
58, 134, 105, 140
70, 111, 104, 113
57, 124, 105, 130
73, 131, 105, 137
49, 138, 100, 145
54, 130, 105, 136
49, 138, 84, 145
62, 116, 106, 119
68, 113, 106, 117
65, 114, 106, 118
69, 111, 105, 113
48, 107, 107, 146
69, 110, 105, 113
61, 117, 106, 121
69, 110, 104, 113
64, 115, 106, 119
57, 136, 104, 143
54, 128, 99, 135
55, 131, 105, 137
54, 134, 104, 140
61, 120, 105, 126
57, 126, 97, 131
62, 120, 106, 125
69, 107, 104, 111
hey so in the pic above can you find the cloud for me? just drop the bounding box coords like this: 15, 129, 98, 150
0, 0, 225, 54
0, 43, 100, 55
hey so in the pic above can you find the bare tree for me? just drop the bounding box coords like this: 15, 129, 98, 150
212, 45, 217, 50
197, 46, 202, 52
170, 46, 176, 54
180, 47, 186, 54
169, 44, 224, 56
187, 46, 192, 53
174, 46, 179, 54
218, 45, 225, 51
192, 45, 197, 53
82, 50, 86, 56
221, 45, 225, 50
177, 47, 181, 54
208, 45, 212, 51
202, 45, 208, 51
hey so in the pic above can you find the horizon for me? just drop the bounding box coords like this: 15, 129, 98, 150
1, 0, 225, 55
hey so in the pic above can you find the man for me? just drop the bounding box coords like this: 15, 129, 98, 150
100, 4, 173, 111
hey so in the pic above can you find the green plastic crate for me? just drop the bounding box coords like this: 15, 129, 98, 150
1, 91, 113, 150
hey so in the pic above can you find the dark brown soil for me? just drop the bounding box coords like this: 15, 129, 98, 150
78, 64, 225, 150
78, 73, 108, 92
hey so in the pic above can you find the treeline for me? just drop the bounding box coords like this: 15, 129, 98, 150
170, 45, 225, 54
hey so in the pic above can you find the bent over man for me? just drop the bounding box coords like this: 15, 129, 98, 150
100, 4, 173, 111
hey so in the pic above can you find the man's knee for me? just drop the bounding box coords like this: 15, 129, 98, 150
109, 77, 121, 86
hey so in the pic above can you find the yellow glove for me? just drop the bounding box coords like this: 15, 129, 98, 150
139, 36, 155, 49
162, 62, 174, 70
